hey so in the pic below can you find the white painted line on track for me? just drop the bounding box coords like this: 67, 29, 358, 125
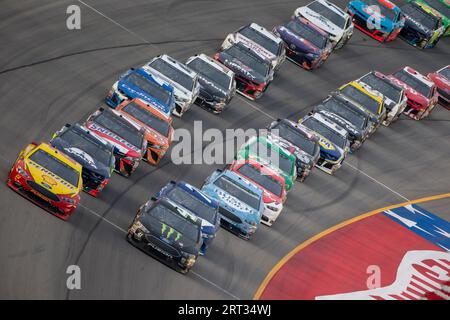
79, 204, 128, 233
237, 96, 276, 120
191, 271, 241, 300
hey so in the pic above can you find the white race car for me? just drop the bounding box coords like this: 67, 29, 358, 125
143, 54, 200, 117
221, 22, 285, 72
294, 0, 353, 50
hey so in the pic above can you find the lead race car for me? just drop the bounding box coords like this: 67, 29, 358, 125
358, 70, 407, 126
186, 53, 236, 114
388, 66, 439, 120
144, 54, 200, 117
220, 23, 286, 72
105, 67, 175, 116
427, 65, 450, 109
8, 142, 83, 220
83, 108, 146, 177
412, 0, 450, 36
294, 0, 354, 50
274, 16, 333, 70
399, 1, 445, 49
214, 42, 274, 100
50, 123, 115, 197
346, 0, 405, 42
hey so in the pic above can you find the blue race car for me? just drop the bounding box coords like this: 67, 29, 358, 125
155, 181, 220, 255
346, 0, 405, 42
105, 67, 175, 116
201, 169, 264, 240
273, 16, 333, 70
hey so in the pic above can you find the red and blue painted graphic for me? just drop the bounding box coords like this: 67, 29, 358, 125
258, 204, 450, 300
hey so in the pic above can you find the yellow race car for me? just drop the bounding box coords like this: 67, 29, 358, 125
338, 81, 386, 135
7, 142, 83, 220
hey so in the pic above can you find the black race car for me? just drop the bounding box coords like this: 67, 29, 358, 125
186, 53, 236, 113
214, 42, 274, 101
311, 93, 371, 152
267, 118, 320, 182
50, 123, 115, 197
127, 197, 202, 274
399, 2, 445, 49
84, 108, 146, 177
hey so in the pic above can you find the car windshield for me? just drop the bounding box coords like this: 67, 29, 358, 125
60, 128, 112, 165
213, 175, 261, 210
149, 58, 195, 91
365, 0, 398, 21
122, 101, 170, 137
225, 45, 271, 77
272, 122, 316, 155
302, 117, 346, 149
322, 98, 367, 130
339, 85, 381, 115
187, 58, 231, 90
426, 0, 450, 17
307, 1, 346, 28
142, 204, 200, 243
239, 25, 280, 54
94, 111, 143, 148
402, 3, 439, 30
393, 70, 432, 97
249, 141, 294, 175
167, 186, 217, 225
360, 73, 402, 102
28, 149, 79, 187
286, 19, 328, 49
125, 72, 171, 105
438, 66, 450, 79
237, 163, 283, 197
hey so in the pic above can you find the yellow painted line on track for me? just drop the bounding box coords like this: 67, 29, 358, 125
253, 192, 450, 300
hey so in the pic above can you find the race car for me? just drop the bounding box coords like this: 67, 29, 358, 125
311, 93, 372, 151
186, 53, 236, 114
294, 0, 354, 49
358, 71, 408, 126
143, 54, 200, 117
201, 169, 264, 240
299, 113, 349, 175
427, 65, 450, 108
412, 0, 450, 36
346, 0, 405, 42
236, 135, 297, 191
220, 22, 286, 72
229, 159, 287, 227
388, 66, 439, 120
50, 123, 115, 197
7, 142, 82, 220
83, 108, 146, 177
105, 67, 175, 116
338, 81, 386, 133
154, 181, 220, 255
127, 197, 202, 274
214, 42, 274, 100
115, 99, 174, 166
273, 16, 333, 70
266, 119, 320, 182
399, 1, 445, 49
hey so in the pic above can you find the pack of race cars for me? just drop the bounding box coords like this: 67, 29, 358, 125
6, 0, 449, 274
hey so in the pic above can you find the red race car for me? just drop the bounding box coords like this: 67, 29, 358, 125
427, 65, 450, 110
388, 66, 439, 120
228, 159, 287, 227
7, 142, 83, 220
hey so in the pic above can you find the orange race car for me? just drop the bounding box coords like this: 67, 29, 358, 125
116, 98, 174, 165
7, 142, 83, 220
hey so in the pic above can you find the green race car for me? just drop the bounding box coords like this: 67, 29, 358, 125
410, 0, 450, 36
236, 135, 297, 191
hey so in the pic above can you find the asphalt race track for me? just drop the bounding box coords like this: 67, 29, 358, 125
0, 0, 449, 299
